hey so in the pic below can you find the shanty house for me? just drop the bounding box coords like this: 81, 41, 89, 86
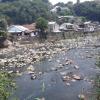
60, 23, 75, 31
48, 22, 60, 33
8, 25, 29, 36
84, 21, 95, 32
22, 23, 37, 37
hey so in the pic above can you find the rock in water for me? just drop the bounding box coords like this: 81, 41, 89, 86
74, 65, 79, 69
27, 65, 35, 71
31, 74, 36, 80
35, 97, 45, 100
73, 75, 81, 80
78, 94, 85, 100
66, 83, 70, 86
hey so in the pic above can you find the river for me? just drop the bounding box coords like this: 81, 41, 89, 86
1, 33, 100, 100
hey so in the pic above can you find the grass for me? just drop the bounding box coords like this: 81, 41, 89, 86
95, 75, 100, 100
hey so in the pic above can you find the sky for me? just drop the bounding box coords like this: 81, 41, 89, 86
49, 0, 93, 5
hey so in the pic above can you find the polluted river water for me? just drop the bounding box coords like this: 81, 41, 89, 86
0, 33, 100, 100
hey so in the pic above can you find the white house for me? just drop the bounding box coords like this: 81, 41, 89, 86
8, 25, 29, 36
58, 16, 74, 19
48, 22, 61, 33
84, 21, 95, 32
60, 23, 74, 31
50, 6, 60, 13
50, 6, 70, 13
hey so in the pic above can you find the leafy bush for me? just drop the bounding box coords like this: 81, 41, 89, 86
0, 72, 16, 100
0, 31, 7, 37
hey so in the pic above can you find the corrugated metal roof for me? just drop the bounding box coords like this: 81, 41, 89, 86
8, 25, 29, 33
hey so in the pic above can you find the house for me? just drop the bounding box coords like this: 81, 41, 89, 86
50, 6, 60, 13
23, 23, 37, 37
58, 16, 75, 23
8, 25, 29, 36
58, 16, 75, 19
50, 6, 70, 13
92, 21, 100, 31
8, 24, 37, 37
60, 23, 75, 31
77, 23, 85, 32
58, 16, 83, 25
48, 22, 61, 33
84, 21, 95, 33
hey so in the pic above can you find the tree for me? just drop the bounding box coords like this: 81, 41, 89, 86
0, 0, 51, 24
65, 1, 74, 8
0, 19, 7, 31
0, 72, 15, 100
1, 0, 17, 2
36, 17, 48, 40
42, 0, 49, 3
54, 2, 65, 7
0, 19, 8, 37
54, 2, 73, 16
73, 1, 100, 22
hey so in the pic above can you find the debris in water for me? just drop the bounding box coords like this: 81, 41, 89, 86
78, 94, 85, 100
74, 65, 79, 69
35, 97, 45, 100
66, 83, 70, 86
31, 74, 36, 80
27, 65, 35, 72
42, 82, 45, 92
73, 74, 81, 80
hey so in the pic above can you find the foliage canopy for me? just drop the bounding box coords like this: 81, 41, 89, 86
0, 0, 51, 24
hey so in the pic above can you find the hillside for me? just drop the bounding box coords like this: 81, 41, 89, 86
0, 0, 52, 24
52, 1, 100, 22
0, 0, 100, 25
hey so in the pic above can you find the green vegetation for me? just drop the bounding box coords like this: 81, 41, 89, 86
36, 17, 48, 31
54, 2, 73, 16
0, 19, 7, 31
95, 75, 100, 100
0, 19, 8, 37
74, 1, 100, 22
0, 0, 100, 24
0, 31, 7, 37
95, 56, 100, 100
36, 17, 48, 40
0, 72, 16, 100
53, 1, 100, 22
0, 0, 51, 24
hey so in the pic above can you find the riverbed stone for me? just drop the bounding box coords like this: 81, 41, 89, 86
78, 94, 85, 100
73, 75, 81, 80
74, 65, 80, 69
27, 65, 35, 72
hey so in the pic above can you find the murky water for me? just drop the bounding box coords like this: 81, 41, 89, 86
3, 33, 100, 100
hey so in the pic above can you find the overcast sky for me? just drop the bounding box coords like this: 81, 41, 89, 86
49, 0, 93, 5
